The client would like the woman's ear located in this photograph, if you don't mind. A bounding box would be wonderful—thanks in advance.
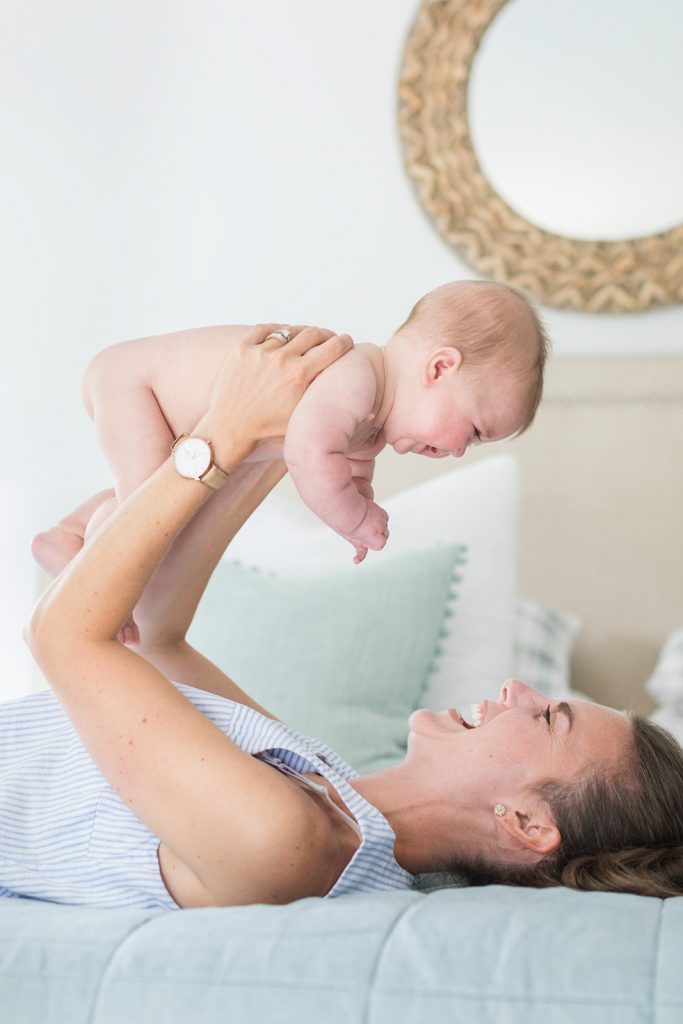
[426,346,463,383]
[497,807,561,857]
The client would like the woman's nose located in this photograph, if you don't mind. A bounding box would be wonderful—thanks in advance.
[499,678,534,705]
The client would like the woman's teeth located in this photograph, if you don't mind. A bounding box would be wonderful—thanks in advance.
[448,706,484,728]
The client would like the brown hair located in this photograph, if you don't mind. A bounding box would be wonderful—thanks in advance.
[399,280,552,434]
[447,716,683,898]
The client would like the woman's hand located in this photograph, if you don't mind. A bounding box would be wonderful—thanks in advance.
[194,324,353,466]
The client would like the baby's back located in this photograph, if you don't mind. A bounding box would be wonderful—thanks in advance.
[134,328,383,447]
[134,325,250,437]
[86,325,382,460]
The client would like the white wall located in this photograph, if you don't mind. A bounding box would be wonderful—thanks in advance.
[3,0,683,698]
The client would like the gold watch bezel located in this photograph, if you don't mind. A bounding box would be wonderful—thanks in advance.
[171,434,229,490]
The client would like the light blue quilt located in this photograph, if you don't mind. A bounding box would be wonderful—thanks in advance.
[2,886,682,1023]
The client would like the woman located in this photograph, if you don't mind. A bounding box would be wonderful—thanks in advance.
[8,325,683,909]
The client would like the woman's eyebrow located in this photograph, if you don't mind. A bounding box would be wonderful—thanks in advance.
[557,701,574,731]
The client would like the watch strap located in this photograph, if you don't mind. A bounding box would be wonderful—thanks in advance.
[199,462,230,491]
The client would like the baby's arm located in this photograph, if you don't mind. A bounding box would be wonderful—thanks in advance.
[347,451,376,501]
[284,350,388,560]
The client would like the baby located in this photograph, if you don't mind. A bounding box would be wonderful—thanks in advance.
[33,279,548,595]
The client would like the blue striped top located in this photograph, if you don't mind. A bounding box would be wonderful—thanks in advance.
[0,683,415,909]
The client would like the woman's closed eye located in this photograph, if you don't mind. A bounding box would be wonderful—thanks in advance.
[539,700,575,735]
[532,699,554,729]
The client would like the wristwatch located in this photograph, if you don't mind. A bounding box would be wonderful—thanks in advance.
[171,434,229,490]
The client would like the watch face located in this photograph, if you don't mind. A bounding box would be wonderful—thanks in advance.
[173,436,211,479]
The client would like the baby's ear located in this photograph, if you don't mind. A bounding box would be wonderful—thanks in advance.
[428,346,463,382]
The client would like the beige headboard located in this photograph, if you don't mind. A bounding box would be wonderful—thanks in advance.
[373,356,683,714]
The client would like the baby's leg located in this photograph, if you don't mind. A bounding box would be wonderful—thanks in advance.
[32,371,173,581]
[86,375,176,502]
[31,489,115,578]
[84,376,178,643]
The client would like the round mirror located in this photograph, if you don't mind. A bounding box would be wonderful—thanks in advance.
[398,0,683,313]
[468,0,683,241]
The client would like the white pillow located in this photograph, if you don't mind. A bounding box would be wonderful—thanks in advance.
[227,454,519,710]
[512,598,581,698]
[646,627,683,713]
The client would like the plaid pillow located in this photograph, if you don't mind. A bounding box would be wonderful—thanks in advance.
[512,598,581,698]
[646,627,683,712]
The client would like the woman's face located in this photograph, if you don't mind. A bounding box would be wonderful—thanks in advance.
[407,680,633,834]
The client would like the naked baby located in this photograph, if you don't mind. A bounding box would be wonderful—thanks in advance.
[33,280,548,632]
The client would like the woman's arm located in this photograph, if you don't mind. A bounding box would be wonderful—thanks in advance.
[129,331,334,711]
[132,458,288,715]
[26,324,353,905]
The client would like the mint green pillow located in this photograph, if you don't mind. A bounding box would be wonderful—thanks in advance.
[188,546,466,774]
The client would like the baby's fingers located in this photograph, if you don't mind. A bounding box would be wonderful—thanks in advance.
[353,545,368,565]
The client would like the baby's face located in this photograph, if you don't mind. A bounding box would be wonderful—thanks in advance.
[385,362,530,459]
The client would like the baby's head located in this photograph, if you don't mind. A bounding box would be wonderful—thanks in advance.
[383,280,550,458]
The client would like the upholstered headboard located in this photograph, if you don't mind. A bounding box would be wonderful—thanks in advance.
[374,356,683,713]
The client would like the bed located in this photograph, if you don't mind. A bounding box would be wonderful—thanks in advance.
[2,354,683,1023]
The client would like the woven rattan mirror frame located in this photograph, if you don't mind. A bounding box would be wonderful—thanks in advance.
[398,0,683,313]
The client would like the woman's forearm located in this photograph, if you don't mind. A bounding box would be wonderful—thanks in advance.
[133,459,287,646]
[134,638,278,716]
[28,435,252,653]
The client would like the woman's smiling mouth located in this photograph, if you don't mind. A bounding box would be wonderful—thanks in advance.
[448,702,488,729]
[448,708,475,729]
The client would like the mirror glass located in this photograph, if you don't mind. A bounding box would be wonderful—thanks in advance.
[468,0,683,240]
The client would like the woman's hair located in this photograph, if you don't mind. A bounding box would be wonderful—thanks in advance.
[449,716,683,898]
[398,280,551,435]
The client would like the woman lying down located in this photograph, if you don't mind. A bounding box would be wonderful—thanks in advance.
[6,325,683,909]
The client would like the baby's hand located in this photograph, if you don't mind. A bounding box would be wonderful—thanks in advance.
[118,615,140,646]
[343,500,389,564]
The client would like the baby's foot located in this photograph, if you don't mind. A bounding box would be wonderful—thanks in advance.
[32,489,115,580]
[31,526,84,578]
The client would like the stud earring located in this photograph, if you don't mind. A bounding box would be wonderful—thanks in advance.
[493,804,507,817]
